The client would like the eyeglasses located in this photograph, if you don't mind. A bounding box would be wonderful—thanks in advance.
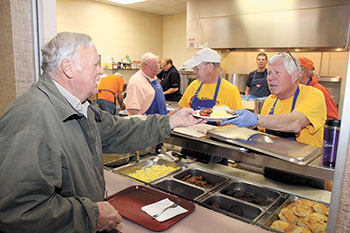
[161,63,170,69]
[193,63,207,71]
[286,51,299,68]
[144,63,159,71]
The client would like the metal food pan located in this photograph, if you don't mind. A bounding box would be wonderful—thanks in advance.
[201,194,263,222]
[113,156,184,183]
[258,195,329,228]
[219,181,281,208]
[152,179,206,201]
[173,168,229,191]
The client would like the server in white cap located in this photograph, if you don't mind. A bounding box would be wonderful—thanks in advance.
[179,48,242,111]
[178,48,242,165]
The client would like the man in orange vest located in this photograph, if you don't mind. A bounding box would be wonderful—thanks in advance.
[97,73,125,115]
[298,57,339,120]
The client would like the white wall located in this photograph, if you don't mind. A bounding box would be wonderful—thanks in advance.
[57,0,163,75]
[162,13,197,69]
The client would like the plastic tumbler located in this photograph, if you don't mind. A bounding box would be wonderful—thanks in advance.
[323,119,341,167]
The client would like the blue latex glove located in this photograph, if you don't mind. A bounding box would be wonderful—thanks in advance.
[220,108,258,127]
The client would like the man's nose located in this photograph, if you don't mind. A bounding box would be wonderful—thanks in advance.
[97,65,104,75]
[267,73,274,81]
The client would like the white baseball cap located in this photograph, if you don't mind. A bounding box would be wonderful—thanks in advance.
[183,47,221,68]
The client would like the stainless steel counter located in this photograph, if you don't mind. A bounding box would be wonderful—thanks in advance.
[188,161,331,204]
[104,169,271,233]
[165,131,334,181]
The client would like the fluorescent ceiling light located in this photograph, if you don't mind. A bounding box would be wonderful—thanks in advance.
[109,0,146,4]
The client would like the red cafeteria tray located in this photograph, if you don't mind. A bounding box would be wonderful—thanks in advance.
[108,185,195,231]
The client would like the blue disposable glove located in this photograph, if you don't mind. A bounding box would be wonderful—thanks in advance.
[220,109,258,127]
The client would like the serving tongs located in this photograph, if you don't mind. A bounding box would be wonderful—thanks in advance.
[143,157,160,169]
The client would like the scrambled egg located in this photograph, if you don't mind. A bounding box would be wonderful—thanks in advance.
[128,164,177,182]
[210,109,232,117]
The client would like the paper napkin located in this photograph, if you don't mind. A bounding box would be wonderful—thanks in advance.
[141,198,188,222]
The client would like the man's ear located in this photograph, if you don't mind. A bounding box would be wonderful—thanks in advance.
[61,59,74,78]
[207,62,214,71]
[291,72,299,83]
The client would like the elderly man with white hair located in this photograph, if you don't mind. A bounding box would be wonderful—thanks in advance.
[0,32,203,233]
[126,52,167,115]
[222,52,326,147]
[222,52,328,189]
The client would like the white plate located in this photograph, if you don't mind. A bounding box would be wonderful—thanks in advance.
[192,110,238,121]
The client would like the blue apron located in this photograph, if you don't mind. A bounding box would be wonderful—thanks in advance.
[145,79,167,115]
[265,86,300,140]
[306,78,312,86]
[190,77,222,110]
[263,86,324,189]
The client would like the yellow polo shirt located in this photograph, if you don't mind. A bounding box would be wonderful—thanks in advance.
[179,78,243,111]
[260,84,326,148]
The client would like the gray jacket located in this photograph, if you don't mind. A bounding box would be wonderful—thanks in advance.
[0,73,172,233]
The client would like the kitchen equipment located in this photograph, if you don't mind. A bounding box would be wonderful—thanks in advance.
[258,195,329,231]
[318,76,342,109]
[179,70,196,94]
[173,168,228,190]
[323,119,341,167]
[231,182,246,198]
[197,178,286,224]
[153,179,205,200]
[220,181,280,207]
[225,73,248,94]
[187,0,350,50]
[201,195,263,222]
[254,100,264,114]
[114,156,184,183]
[206,125,322,165]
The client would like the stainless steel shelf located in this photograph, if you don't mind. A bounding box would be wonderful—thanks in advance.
[318,76,341,83]
[164,132,334,181]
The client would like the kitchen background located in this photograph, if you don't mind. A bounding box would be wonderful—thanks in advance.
[1,1,350,232]
[57,0,349,115]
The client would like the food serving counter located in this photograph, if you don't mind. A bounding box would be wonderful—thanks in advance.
[166,124,334,181]
[104,119,332,232]
[105,153,331,233]
[104,169,271,233]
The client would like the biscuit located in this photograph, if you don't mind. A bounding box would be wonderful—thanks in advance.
[284,225,312,233]
[298,226,312,233]
[271,220,291,231]
[312,203,329,217]
[287,203,297,210]
[279,208,299,225]
[297,217,308,228]
[296,198,316,208]
[304,212,327,233]
[293,204,313,217]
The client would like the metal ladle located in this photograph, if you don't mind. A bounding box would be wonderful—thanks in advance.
[232,182,246,198]
[248,133,274,143]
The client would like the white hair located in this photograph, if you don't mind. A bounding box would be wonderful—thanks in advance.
[141,52,159,64]
[41,32,93,76]
[269,52,301,81]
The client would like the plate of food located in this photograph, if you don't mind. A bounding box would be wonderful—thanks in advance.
[193,106,238,121]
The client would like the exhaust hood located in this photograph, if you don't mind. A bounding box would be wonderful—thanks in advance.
[186,0,350,51]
